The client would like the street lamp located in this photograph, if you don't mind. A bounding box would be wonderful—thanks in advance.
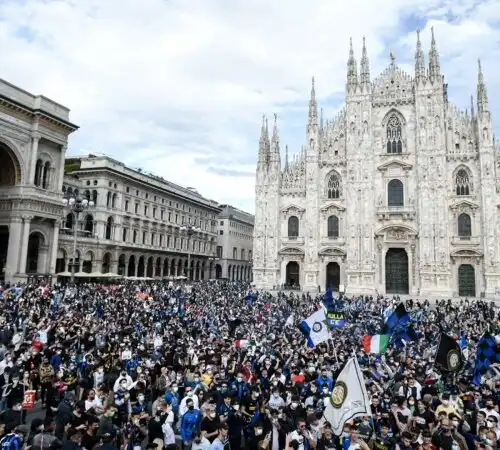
[180,224,201,281]
[62,192,95,283]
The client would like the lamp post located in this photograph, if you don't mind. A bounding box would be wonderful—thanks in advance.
[180,224,201,281]
[62,192,94,283]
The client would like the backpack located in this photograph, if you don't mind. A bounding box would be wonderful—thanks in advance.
[0,434,20,450]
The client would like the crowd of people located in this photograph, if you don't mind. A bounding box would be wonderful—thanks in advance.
[0,280,499,450]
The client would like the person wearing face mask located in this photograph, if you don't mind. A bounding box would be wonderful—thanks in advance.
[230,373,249,400]
[431,418,467,450]
[316,370,334,392]
[411,401,435,433]
[268,389,286,410]
[180,399,202,449]
[164,383,180,419]
[201,407,221,443]
[247,421,270,450]
[480,399,500,422]
[226,400,246,450]
[179,387,200,417]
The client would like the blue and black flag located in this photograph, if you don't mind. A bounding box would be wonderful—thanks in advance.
[435,333,464,373]
[473,332,500,385]
[382,303,410,334]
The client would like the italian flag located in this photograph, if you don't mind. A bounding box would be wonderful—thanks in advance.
[362,334,389,354]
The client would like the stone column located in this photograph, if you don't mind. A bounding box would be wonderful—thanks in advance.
[57,144,67,191]
[29,134,41,184]
[5,217,23,282]
[18,216,33,275]
[49,221,60,275]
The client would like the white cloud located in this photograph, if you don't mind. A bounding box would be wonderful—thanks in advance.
[1,0,499,213]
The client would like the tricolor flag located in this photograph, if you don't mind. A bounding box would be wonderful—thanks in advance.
[324,357,372,436]
[362,334,389,354]
[299,309,330,348]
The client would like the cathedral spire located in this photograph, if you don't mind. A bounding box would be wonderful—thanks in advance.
[270,113,281,163]
[477,59,489,114]
[470,94,475,120]
[347,37,358,91]
[428,26,441,83]
[258,114,266,163]
[415,29,426,83]
[319,107,324,135]
[284,144,289,171]
[360,36,370,89]
[309,76,318,126]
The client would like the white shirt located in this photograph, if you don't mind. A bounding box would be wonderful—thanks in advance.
[267,394,286,410]
[85,397,103,411]
[162,411,176,445]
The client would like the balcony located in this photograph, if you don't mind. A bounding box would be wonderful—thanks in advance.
[451,236,481,246]
[376,205,416,221]
[282,236,305,245]
[320,236,346,246]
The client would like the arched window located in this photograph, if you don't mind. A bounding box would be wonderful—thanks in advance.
[84,214,94,233]
[388,179,404,207]
[74,188,79,197]
[327,215,339,238]
[112,193,117,208]
[34,159,43,186]
[458,213,472,237]
[326,172,341,199]
[105,217,113,240]
[106,192,112,208]
[386,115,403,154]
[456,169,470,195]
[83,190,91,200]
[92,190,98,204]
[42,162,50,189]
[288,216,299,237]
[65,213,74,230]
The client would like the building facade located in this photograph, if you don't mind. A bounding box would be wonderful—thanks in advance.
[58,155,220,280]
[0,79,78,284]
[253,31,500,298]
[215,204,254,280]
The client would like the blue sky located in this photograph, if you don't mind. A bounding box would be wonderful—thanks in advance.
[1,0,499,214]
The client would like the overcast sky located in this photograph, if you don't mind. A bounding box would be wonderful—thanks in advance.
[1,0,499,213]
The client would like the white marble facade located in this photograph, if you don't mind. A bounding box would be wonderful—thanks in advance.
[0,78,78,284]
[253,31,500,298]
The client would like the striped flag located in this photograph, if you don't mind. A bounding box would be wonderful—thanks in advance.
[362,334,389,354]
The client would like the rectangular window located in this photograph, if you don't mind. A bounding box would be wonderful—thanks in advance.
[151,233,155,245]
[122,228,127,242]
[153,207,157,218]
[174,237,177,248]
[161,210,164,220]
[168,212,172,222]
[142,231,147,244]
[133,230,137,243]
[135,203,139,214]
[144,205,148,216]
[219,230,223,235]
[217,246,223,258]
[233,247,237,259]
[220,221,224,226]
[167,235,171,247]
[125,200,129,212]
[159,235,164,246]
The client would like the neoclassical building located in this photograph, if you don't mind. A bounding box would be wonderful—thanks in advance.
[58,155,220,280]
[215,204,254,281]
[253,31,500,298]
[0,78,78,283]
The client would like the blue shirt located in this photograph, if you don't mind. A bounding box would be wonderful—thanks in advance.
[181,409,202,441]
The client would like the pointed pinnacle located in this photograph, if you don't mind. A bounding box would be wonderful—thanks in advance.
[431,26,436,47]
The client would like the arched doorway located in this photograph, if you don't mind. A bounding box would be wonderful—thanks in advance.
[155,257,162,277]
[146,256,153,277]
[26,232,44,274]
[458,264,476,297]
[118,254,126,276]
[0,142,21,186]
[55,248,66,273]
[286,261,300,287]
[385,248,409,294]
[137,256,145,277]
[127,255,136,277]
[326,262,340,291]
[102,252,111,273]
[82,251,93,273]
[170,259,176,276]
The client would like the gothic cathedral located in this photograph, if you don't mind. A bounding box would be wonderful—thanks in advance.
[253,29,500,298]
